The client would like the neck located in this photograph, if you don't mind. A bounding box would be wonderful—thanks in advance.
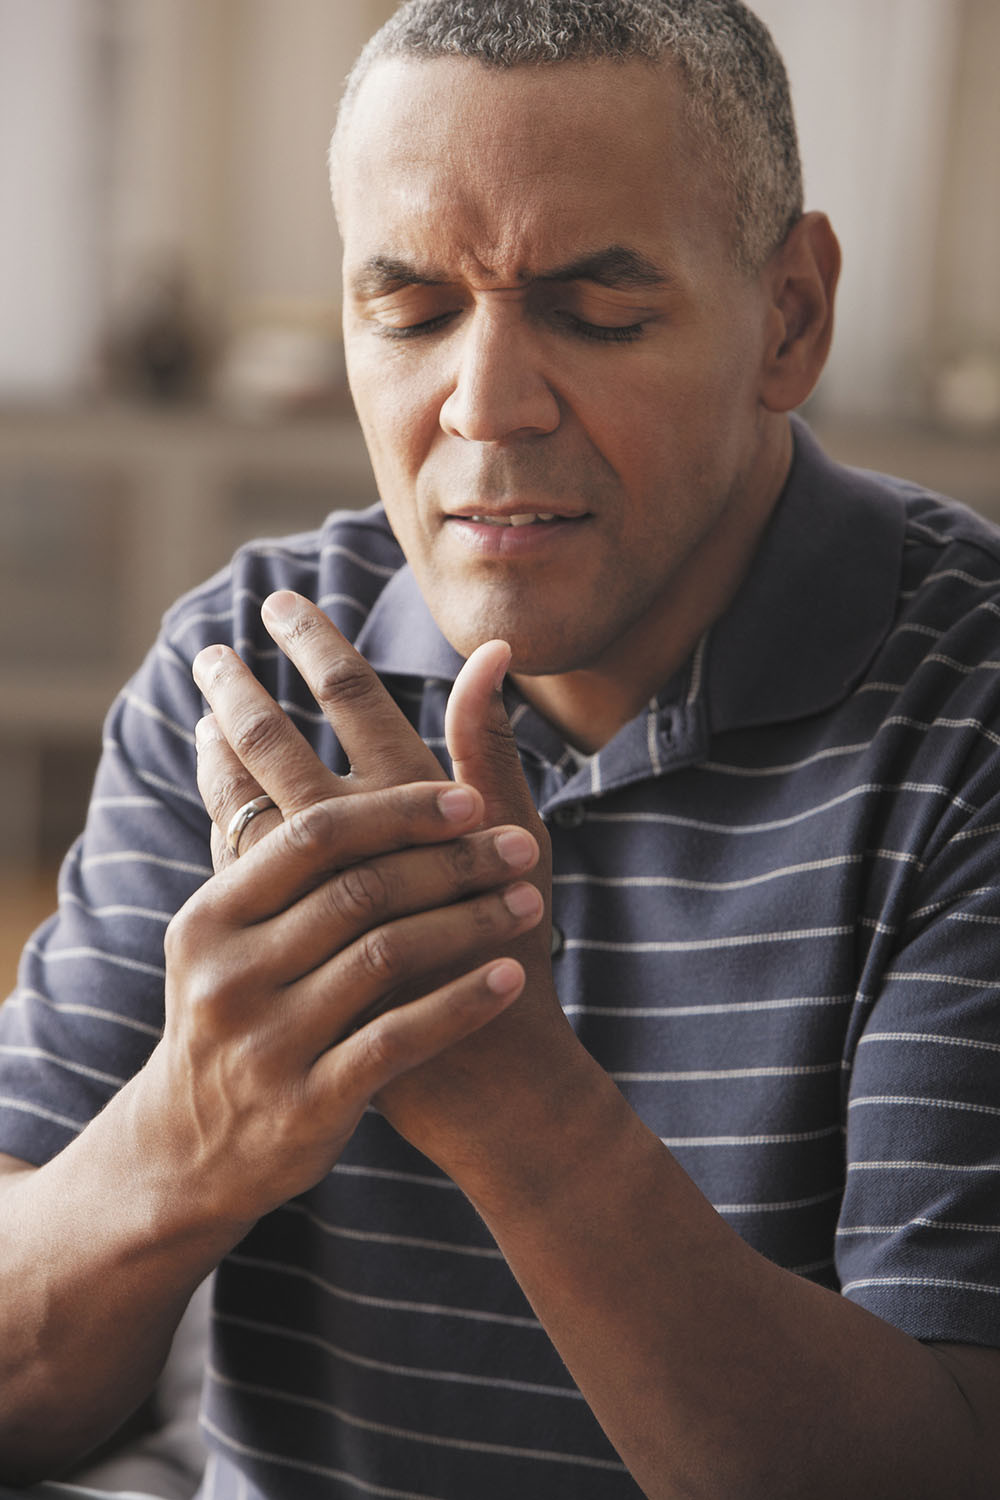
[512,419,793,752]
[511,662,675,755]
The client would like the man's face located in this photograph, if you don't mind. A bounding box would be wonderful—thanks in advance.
[337,55,781,680]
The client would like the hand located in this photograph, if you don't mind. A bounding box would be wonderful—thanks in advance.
[139,596,553,1224]
[190,590,587,1185]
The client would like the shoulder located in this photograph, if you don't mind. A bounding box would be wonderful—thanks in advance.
[898,485,1000,595]
[807,436,1000,669]
[887,486,1000,666]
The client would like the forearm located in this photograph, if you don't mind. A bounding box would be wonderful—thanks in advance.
[446,1054,985,1500]
[0,1064,243,1484]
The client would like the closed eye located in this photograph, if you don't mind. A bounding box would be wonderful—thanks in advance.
[373,311,458,341]
[369,306,648,344]
[557,312,647,344]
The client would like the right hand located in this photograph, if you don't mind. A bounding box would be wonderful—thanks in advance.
[139,772,543,1231]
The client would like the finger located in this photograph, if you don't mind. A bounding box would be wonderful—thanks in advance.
[445,640,539,831]
[192,643,338,817]
[309,958,525,1123]
[206,780,486,926]
[263,822,539,983]
[294,880,544,1056]
[260,591,444,789]
[195,714,283,870]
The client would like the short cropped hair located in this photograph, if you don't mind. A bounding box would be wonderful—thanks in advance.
[331,0,803,275]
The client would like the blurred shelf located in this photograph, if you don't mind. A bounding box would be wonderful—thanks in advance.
[0,865,59,999]
[0,399,378,867]
[0,400,997,867]
[811,415,1000,521]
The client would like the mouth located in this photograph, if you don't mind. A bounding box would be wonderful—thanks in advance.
[464,511,558,527]
[447,504,588,527]
[442,507,589,557]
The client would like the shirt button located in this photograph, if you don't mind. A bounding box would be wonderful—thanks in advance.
[552,802,586,828]
[550,924,565,958]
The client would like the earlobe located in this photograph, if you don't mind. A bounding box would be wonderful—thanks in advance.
[760,212,841,413]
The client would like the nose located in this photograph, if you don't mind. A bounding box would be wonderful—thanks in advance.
[439,304,560,441]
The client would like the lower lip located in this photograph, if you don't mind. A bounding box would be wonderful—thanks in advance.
[445,515,587,557]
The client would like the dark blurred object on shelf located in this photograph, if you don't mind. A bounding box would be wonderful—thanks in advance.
[103,260,215,404]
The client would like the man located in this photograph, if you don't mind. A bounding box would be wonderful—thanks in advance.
[2,1,1000,1496]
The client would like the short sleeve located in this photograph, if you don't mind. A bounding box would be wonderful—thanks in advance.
[838,743,1000,1347]
[0,617,214,1162]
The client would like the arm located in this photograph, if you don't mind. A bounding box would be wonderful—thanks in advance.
[196,590,1000,1500]
[0,762,542,1483]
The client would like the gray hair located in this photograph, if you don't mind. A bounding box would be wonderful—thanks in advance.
[331,0,803,275]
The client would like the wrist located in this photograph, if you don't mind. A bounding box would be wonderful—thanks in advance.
[427,1018,640,1221]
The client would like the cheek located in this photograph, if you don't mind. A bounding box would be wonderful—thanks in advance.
[348,350,442,485]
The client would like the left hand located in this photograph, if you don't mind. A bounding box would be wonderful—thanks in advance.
[195,591,582,1176]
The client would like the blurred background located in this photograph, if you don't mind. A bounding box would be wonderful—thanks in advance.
[1,0,998,987]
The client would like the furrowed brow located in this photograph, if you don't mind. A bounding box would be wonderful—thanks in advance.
[350,246,673,298]
[540,246,673,291]
[351,256,446,298]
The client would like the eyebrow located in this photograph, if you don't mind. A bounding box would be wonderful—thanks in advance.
[350,257,446,298]
[350,245,673,298]
[541,247,673,290]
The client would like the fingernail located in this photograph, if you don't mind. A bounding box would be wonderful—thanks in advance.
[261,591,299,626]
[485,960,523,997]
[192,644,228,688]
[493,642,512,693]
[503,882,542,919]
[495,829,535,870]
[194,715,221,748]
[438,786,477,823]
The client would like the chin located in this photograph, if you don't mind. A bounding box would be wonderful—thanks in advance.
[455,626,593,679]
[433,590,610,678]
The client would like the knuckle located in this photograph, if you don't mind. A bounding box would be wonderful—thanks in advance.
[211,770,256,818]
[355,925,399,985]
[228,706,286,764]
[332,863,391,926]
[443,835,478,884]
[354,1014,403,1077]
[312,654,379,710]
[284,801,335,858]
[163,910,187,965]
[472,893,502,937]
[389,782,441,831]
[164,898,205,964]
[485,715,519,762]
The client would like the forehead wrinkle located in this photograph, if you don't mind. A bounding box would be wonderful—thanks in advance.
[350,244,674,299]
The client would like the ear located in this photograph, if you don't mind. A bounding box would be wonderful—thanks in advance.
[759,212,841,413]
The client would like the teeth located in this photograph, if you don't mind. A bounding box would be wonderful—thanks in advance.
[468,512,558,526]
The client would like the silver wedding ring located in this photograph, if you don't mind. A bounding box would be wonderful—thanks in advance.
[225,794,277,857]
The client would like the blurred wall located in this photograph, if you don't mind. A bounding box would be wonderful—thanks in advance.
[0,0,105,396]
[1,0,997,422]
[0,0,998,887]
[756,0,1000,422]
[103,0,397,327]
[756,0,963,418]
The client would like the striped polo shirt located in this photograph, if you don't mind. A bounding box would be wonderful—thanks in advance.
[3,418,1000,1499]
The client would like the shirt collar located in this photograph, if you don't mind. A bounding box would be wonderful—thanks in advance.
[702,415,905,733]
[355,563,464,680]
[355,416,906,740]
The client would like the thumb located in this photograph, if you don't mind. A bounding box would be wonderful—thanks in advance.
[445,641,533,828]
